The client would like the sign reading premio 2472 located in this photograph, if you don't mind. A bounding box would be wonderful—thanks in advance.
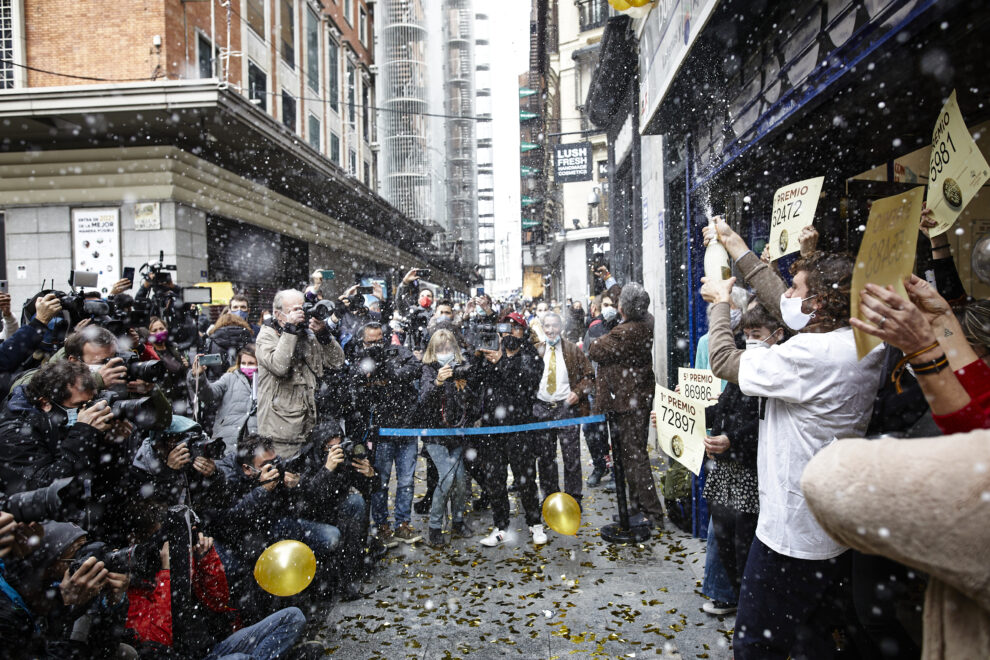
[554,142,593,183]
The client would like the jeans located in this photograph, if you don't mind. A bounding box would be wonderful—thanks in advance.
[734,537,850,660]
[703,515,743,603]
[371,439,418,527]
[710,504,759,599]
[205,606,305,660]
[424,443,466,530]
[273,518,341,556]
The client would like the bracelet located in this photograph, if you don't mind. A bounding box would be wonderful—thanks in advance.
[891,350,949,393]
[910,354,950,373]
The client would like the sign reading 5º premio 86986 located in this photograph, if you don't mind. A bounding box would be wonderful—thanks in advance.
[927,90,990,237]
[654,385,706,476]
[553,142,593,183]
[767,176,825,261]
[677,367,719,406]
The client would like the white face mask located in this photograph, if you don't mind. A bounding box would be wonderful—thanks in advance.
[601,306,618,321]
[436,352,455,366]
[779,293,816,331]
[745,339,764,350]
[87,363,102,373]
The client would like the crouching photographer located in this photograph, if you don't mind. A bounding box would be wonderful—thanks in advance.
[285,418,379,601]
[347,322,422,546]
[0,521,136,659]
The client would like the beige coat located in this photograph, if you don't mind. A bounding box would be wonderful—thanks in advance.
[802,432,990,660]
[255,325,344,454]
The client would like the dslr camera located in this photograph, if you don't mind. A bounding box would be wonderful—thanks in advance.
[87,389,171,431]
[70,541,160,583]
[338,438,370,461]
[116,352,166,383]
[303,297,337,322]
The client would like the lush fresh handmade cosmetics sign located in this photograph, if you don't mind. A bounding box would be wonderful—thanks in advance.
[553,142,593,183]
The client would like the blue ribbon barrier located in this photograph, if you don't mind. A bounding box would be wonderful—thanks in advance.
[378,414,607,437]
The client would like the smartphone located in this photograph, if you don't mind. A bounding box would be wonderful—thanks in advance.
[122,267,135,283]
[320,269,335,281]
[198,354,223,366]
[416,268,431,280]
[357,285,374,295]
[0,280,8,294]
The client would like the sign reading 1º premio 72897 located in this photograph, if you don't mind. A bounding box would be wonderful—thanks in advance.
[554,142,593,183]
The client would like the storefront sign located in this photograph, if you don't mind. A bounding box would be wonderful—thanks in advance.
[927,90,990,237]
[767,176,825,261]
[638,0,721,132]
[677,367,719,406]
[71,207,120,293]
[851,187,924,359]
[134,202,161,231]
[654,384,706,475]
[553,142,593,183]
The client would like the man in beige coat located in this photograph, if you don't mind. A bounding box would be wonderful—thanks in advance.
[256,288,344,457]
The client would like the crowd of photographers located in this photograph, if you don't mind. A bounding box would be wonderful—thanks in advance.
[0,258,653,658]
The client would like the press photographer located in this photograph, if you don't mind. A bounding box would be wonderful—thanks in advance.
[256,289,345,458]
[347,322,422,546]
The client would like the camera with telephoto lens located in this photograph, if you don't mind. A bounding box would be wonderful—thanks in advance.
[2,477,85,523]
[338,438,369,461]
[69,541,160,582]
[303,298,337,322]
[173,430,226,462]
[475,323,504,352]
[87,390,171,430]
[116,352,166,383]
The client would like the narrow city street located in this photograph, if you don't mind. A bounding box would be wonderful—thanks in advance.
[314,449,734,659]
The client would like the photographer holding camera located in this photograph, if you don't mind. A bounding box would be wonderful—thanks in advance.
[256,289,344,458]
[347,322,422,547]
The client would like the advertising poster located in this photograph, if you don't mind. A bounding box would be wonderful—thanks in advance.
[72,207,120,293]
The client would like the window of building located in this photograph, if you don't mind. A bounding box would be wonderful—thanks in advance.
[280,0,295,67]
[305,7,319,92]
[246,0,266,37]
[330,132,341,164]
[576,0,609,32]
[327,38,339,112]
[361,81,370,139]
[197,33,215,79]
[282,90,297,132]
[343,0,352,25]
[363,161,370,186]
[248,61,268,111]
[0,0,18,89]
[308,114,321,151]
[349,149,357,176]
[359,7,367,46]
[346,60,356,127]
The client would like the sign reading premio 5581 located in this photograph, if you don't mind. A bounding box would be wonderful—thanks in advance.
[553,142,593,183]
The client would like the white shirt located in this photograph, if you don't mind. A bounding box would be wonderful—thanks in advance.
[538,341,571,403]
[738,327,883,560]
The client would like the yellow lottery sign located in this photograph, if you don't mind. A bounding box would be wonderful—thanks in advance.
[654,385,706,476]
[677,367,719,406]
[768,176,825,260]
[927,90,990,237]
[851,187,924,359]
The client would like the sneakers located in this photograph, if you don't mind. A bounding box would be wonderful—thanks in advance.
[702,600,737,615]
[376,524,399,549]
[394,522,423,544]
[479,528,505,547]
[530,524,548,545]
[427,527,446,548]
[452,520,474,538]
[587,466,608,487]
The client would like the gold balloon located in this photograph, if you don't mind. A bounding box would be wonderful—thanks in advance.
[542,492,581,536]
[608,0,631,11]
[627,0,653,6]
[254,540,317,597]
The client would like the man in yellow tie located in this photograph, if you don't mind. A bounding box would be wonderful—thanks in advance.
[533,312,595,507]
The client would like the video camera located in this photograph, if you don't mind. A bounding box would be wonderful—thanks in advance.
[70,540,160,583]
[3,477,85,523]
[475,322,512,352]
[87,389,172,431]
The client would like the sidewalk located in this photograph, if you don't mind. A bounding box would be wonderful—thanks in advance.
[314,446,735,659]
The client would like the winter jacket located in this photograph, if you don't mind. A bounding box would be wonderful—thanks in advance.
[255,323,344,442]
[418,362,480,447]
[131,438,230,514]
[0,386,106,494]
[0,318,47,374]
[202,325,255,380]
[125,548,235,648]
[587,285,656,415]
[214,454,287,553]
[473,343,543,426]
[285,438,379,523]
[348,343,422,430]
[188,369,255,455]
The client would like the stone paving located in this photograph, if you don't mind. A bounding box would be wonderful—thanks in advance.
[312,447,736,659]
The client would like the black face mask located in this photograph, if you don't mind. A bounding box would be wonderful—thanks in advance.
[501,335,523,351]
[362,342,385,358]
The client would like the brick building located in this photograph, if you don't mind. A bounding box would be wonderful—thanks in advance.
[0,0,473,310]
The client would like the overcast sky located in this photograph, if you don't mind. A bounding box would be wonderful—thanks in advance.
[488,2,531,295]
